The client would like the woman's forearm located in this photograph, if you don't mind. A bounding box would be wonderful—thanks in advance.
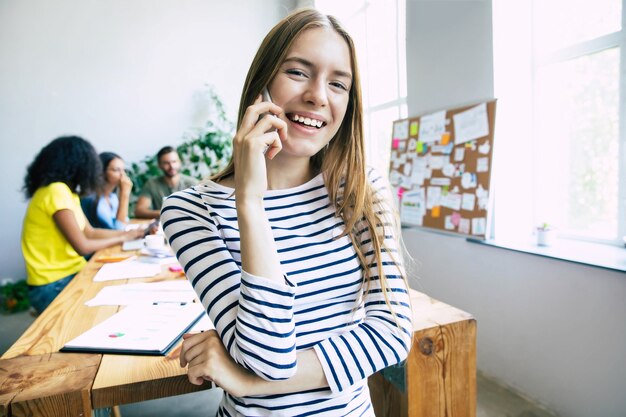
[243,349,328,397]
[236,199,284,283]
[116,192,130,223]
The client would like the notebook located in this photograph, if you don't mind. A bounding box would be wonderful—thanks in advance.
[60,303,207,355]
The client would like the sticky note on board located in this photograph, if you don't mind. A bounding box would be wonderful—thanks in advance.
[441,132,451,145]
[410,121,419,136]
[392,138,400,149]
[417,141,425,153]
[431,206,441,218]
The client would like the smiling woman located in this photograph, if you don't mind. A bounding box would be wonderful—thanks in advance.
[160,8,412,416]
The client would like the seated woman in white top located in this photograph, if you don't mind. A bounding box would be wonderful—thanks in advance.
[81,152,132,230]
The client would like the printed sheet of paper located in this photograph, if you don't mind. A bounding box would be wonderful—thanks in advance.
[418,110,446,143]
[453,102,489,144]
[93,260,161,282]
[400,189,426,226]
[393,120,409,140]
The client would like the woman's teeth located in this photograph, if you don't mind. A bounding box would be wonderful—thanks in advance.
[291,114,324,128]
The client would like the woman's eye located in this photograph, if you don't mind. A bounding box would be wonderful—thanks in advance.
[286,69,307,78]
[330,81,348,91]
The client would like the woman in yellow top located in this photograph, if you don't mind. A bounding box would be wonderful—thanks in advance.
[21,136,144,314]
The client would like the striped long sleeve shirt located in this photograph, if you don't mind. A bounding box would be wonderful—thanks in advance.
[161,168,413,417]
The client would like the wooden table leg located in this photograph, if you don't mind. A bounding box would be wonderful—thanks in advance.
[369,318,476,417]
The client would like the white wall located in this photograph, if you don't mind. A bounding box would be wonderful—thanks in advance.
[405,1,626,417]
[0,0,296,281]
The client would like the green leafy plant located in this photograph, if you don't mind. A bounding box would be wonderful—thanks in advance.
[127,85,234,212]
[0,280,29,314]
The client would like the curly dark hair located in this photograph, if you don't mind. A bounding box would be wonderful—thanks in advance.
[23,136,102,198]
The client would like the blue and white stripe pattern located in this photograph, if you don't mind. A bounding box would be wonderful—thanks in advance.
[161,167,412,416]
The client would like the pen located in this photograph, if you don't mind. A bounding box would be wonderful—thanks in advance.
[153,301,187,305]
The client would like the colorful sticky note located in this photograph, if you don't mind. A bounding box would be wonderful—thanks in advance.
[417,141,425,153]
[392,138,400,149]
[442,185,449,196]
[431,206,441,218]
[410,121,419,136]
[441,132,451,145]
[451,211,461,226]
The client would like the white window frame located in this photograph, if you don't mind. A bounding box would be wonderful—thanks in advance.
[493,0,626,246]
[531,1,626,245]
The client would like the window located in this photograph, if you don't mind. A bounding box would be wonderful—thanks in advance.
[492,0,624,245]
[315,0,407,175]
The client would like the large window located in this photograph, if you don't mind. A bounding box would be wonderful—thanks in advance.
[493,0,624,245]
[315,0,407,174]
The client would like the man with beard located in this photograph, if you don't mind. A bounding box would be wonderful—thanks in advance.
[134,146,197,219]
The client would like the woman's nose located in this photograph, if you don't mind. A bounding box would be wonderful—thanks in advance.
[303,81,328,107]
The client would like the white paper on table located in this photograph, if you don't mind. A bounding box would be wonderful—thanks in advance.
[93,260,161,282]
[122,239,144,251]
[61,303,205,355]
[418,110,446,143]
[85,280,196,306]
[453,102,489,145]
[188,311,215,333]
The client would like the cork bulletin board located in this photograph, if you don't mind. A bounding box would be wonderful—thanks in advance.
[388,100,497,238]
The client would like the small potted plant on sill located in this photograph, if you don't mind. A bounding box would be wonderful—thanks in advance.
[536,223,555,246]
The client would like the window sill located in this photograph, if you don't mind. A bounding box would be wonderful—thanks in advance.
[466,236,626,273]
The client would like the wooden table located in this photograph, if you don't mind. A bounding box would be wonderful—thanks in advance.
[368,290,476,417]
[1,244,476,417]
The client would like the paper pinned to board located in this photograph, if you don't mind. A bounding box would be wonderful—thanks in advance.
[400,189,426,226]
[418,110,446,143]
[93,260,161,282]
[453,102,489,145]
[393,120,409,140]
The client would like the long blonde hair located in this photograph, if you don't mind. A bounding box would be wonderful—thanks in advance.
[213,8,404,313]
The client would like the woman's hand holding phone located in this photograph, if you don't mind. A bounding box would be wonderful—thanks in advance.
[232,90,286,199]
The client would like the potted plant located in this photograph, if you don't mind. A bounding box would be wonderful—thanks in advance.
[127,85,234,213]
[0,280,29,314]
[536,223,555,246]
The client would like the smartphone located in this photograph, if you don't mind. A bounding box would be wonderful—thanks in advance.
[262,87,272,104]
[260,87,273,121]
[260,87,275,154]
